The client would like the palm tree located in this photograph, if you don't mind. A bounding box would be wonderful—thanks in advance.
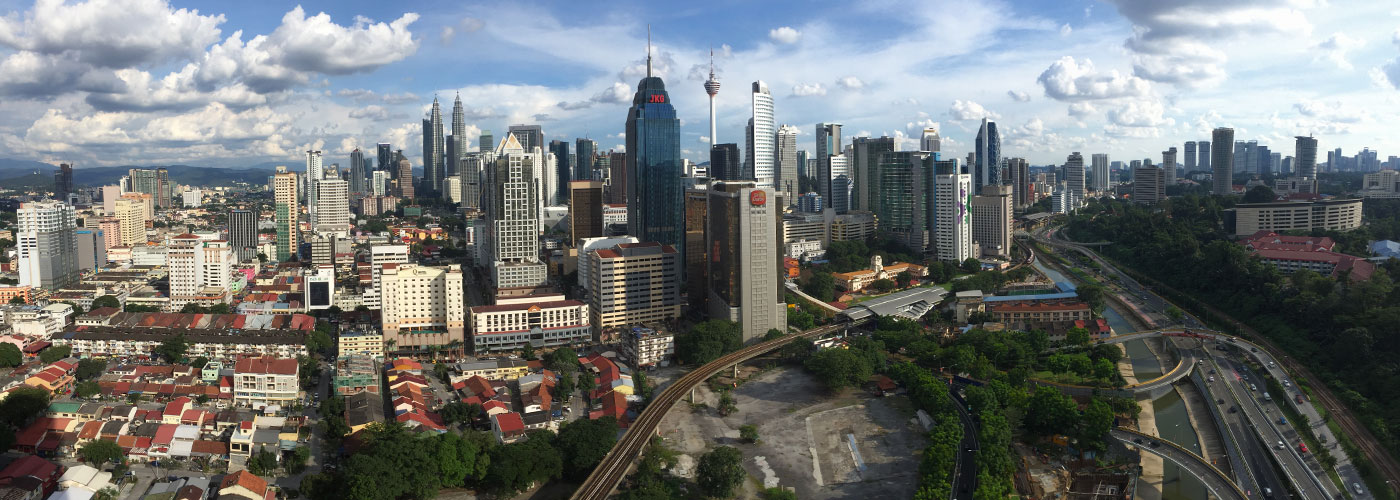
[384,339,397,357]
[446,340,463,358]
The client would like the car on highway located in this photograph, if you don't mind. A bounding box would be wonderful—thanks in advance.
[1283,379,1291,387]
[1355,483,1364,494]
[1134,438,1143,444]
[1216,398,1224,404]
[1150,441,1160,448]
[1298,443,1308,453]
[1276,441,1285,449]
[1251,347,1259,352]
[1229,406,1238,413]
[1250,384,1257,391]
[1278,417,1287,425]
[1208,376,1215,382]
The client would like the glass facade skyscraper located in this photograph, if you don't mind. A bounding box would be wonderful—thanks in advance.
[974,118,1001,194]
[626,68,683,275]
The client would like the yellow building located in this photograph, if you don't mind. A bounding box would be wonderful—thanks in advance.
[337,331,384,359]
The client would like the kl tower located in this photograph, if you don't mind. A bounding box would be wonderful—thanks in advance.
[704,48,720,146]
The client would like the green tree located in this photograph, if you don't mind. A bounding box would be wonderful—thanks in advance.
[247,446,279,476]
[521,342,537,361]
[1079,399,1115,451]
[435,432,489,488]
[7,296,22,304]
[545,347,581,374]
[154,334,189,363]
[804,348,872,391]
[555,417,619,481]
[896,270,915,288]
[675,320,743,365]
[762,328,785,341]
[961,257,982,273]
[74,381,101,398]
[1064,327,1091,347]
[440,402,483,428]
[1025,386,1078,436]
[287,445,311,474]
[1076,283,1105,313]
[697,446,745,499]
[786,308,815,330]
[1242,185,1277,203]
[90,295,121,309]
[79,439,124,467]
[0,344,21,367]
[485,431,563,496]
[76,358,106,380]
[342,422,447,500]
[740,424,759,444]
[870,278,897,293]
[39,344,71,363]
[190,356,209,369]
[761,487,797,500]
[306,330,333,355]
[801,271,836,302]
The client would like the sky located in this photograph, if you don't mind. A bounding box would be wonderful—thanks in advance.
[1,0,1399,169]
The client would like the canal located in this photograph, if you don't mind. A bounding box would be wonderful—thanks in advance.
[1033,254,1206,499]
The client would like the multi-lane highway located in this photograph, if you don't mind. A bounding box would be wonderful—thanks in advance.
[569,319,868,500]
[949,389,980,500]
[1194,343,1303,499]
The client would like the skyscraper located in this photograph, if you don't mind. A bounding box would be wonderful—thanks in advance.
[74,229,106,272]
[482,133,548,289]
[349,149,366,195]
[576,138,597,180]
[550,140,571,202]
[745,81,775,189]
[167,235,233,310]
[313,178,350,237]
[1162,147,1177,186]
[1133,164,1165,205]
[974,118,1001,194]
[507,125,544,153]
[710,144,741,181]
[1296,135,1318,178]
[876,151,933,252]
[569,181,604,245]
[114,198,146,247]
[830,154,851,213]
[128,168,171,208]
[934,160,973,263]
[1212,128,1235,195]
[1091,153,1110,192]
[776,125,799,205]
[625,40,684,269]
[704,48,720,146]
[815,123,841,208]
[1184,142,1197,172]
[971,185,1012,258]
[53,163,73,202]
[274,172,299,261]
[228,209,257,262]
[921,128,941,154]
[1065,152,1085,209]
[305,150,323,181]
[1198,140,1211,172]
[17,201,78,291]
[422,97,445,197]
[1008,158,1030,208]
[706,181,786,343]
[479,130,494,153]
[376,143,393,173]
[851,136,896,213]
[451,93,466,166]
[396,154,415,200]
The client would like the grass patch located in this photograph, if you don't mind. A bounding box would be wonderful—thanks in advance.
[1029,370,1117,388]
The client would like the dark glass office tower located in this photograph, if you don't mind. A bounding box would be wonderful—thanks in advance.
[709,143,741,181]
[349,149,366,195]
[550,140,571,202]
[625,54,683,274]
[974,118,1001,193]
[376,143,392,174]
[575,138,596,180]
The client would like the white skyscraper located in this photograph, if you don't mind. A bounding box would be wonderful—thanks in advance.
[1091,153,1110,192]
[366,244,409,309]
[166,235,233,311]
[745,81,776,189]
[706,182,786,343]
[305,150,323,181]
[483,133,549,289]
[17,201,78,291]
[921,128,941,153]
[934,162,973,263]
[312,178,350,237]
[371,170,390,197]
[829,154,851,213]
[1162,147,1178,187]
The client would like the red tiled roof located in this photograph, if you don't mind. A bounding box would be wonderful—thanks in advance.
[987,299,1091,313]
[234,357,298,375]
[220,470,268,496]
[493,412,524,433]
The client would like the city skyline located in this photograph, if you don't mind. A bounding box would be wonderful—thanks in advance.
[0,1,1396,170]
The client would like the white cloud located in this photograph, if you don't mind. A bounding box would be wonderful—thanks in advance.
[349,105,390,120]
[836,76,865,90]
[769,26,801,44]
[1037,56,1151,101]
[1007,90,1030,102]
[1059,23,1072,36]
[1315,33,1365,70]
[0,0,224,68]
[791,83,826,97]
[557,82,632,110]
[948,99,999,121]
[1107,100,1171,128]
[440,16,483,46]
[1104,0,1313,87]
[1068,102,1096,117]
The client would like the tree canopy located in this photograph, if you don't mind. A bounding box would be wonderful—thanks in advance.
[674,320,743,365]
[696,446,745,499]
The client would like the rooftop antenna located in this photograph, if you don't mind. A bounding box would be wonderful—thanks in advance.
[646,25,652,77]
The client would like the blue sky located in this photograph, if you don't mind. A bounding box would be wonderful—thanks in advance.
[0,0,1398,169]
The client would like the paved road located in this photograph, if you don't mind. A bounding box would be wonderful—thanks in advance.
[1194,349,1292,499]
[1112,428,1249,500]
[949,388,979,500]
[570,319,867,500]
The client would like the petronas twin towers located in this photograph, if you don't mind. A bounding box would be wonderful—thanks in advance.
[421,94,468,199]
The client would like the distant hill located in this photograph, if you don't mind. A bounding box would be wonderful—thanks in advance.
[0,162,279,189]
[0,171,53,191]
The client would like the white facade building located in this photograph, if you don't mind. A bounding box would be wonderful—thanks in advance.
[1091,153,1110,192]
[380,264,465,355]
[17,201,79,291]
[934,164,974,263]
[469,299,591,353]
[745,81,776,189]
[311,178,350,237]
[706,182,786,343]
[365,244,409,309]
[1065,152,1085,207]
[482,134,549,289]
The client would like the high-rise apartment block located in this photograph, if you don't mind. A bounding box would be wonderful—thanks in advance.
[707,182,786,343]
[228,210,256,262]
[1212,128,1235,196]
[365,244,409,309]
[1296,135,1318,178]
[274,172,299,261]
[17,201,79,291]
[586,242,682,332]
[114,197,147,247]
[570,181,605,245]
[74,229,106,272]
[1162,147,1177,186]
[1008,157,1030,208]
[776,125,799,205]
[971,185,1012,258]
[1198,140,1211,172]
[1133,165,1166,205]
[815,123,841,209]
[311,178,350,237]
[1065,152,1085,209]
[1184,142,1197,171]
[127,168,171,208]
[851,136,896,213]
[166,234,233,310]
[1090,154,1110,192]
[54,163,73,202]
[934,161,974,263]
